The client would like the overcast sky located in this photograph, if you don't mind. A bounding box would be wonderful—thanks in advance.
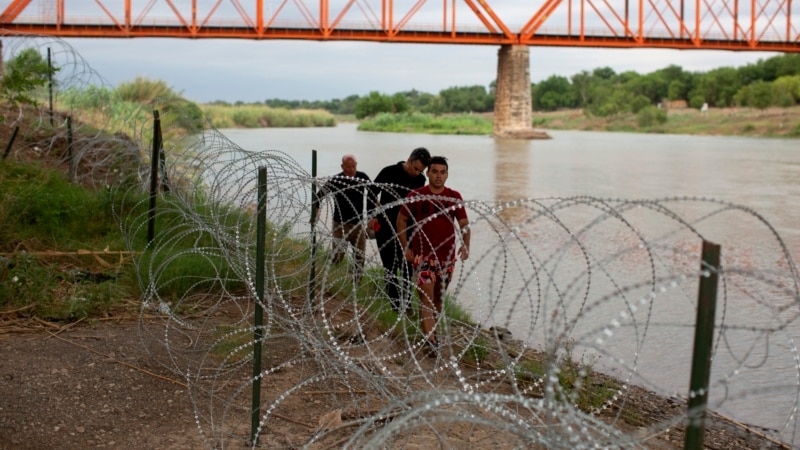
[54,37,777,104]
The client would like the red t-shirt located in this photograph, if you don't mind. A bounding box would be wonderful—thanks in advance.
[402,185,468,263]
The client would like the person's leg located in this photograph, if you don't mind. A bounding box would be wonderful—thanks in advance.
[398,255,414,315]
[414,260,438,344]
[330,221,345,264]
[418,280,437,343]
[346,223,366,286]
[430,276,446,343]
[376,230,403,312]
[429,261,454,344]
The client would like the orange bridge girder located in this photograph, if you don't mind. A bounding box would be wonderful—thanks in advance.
[0,0,798,52]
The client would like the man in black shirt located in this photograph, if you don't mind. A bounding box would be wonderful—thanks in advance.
[368,147,431,313]
[316,154,373,286]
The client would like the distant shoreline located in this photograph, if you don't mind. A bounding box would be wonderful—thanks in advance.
[211,105,800,139]
[347,106,800,138]
[528,106,800,139]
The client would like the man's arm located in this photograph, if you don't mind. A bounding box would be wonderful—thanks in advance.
[367,168,387,230]
[397,209,413,262]
[458,218,470,260]
[360,172,378,220]
[367,182,380,230]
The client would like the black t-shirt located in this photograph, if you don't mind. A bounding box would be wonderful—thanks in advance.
[372,162,426,227]
[318,171,372,224]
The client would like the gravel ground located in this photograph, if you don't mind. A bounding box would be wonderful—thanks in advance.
[0,317,791,450]
[0,320,203,450]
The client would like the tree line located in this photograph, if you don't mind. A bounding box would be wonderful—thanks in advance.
[6,47,796,122]
[207,53,800,119]
[207,85,496,119]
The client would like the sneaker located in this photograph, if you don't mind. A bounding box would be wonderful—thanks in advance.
[424,339,439,357]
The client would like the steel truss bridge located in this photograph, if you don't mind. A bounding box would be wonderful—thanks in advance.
[0,0,798,52]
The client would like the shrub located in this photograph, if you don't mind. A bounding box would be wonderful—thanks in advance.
[0,48,59,109]
[637,106,667,128]
[0,162,122,249]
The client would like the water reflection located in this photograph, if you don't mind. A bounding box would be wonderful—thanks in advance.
[493,139,531,203]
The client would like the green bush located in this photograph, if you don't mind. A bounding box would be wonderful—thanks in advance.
[201,104,335,128]
[637,106,668,128]
[0,48,59,109]
[0,162,120,248]
[630,94,652,113]
[116,76,180,103]
[358,112,492,135]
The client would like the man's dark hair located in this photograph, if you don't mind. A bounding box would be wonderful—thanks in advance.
[428,156,448,169]
[409,147,431,166]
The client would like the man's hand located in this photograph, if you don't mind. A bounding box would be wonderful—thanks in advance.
[405,248,415,263]
[459,246,469,260]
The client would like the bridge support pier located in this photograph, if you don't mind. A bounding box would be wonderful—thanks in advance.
[493,45,549,139]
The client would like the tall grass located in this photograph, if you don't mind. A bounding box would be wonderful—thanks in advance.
[0,161,122,249]
[0,161,136,319]
[0,158,256,319]
[116,77,180,104]
[57,77,206,153]
[201,104,336,128]
[357,112,493,135]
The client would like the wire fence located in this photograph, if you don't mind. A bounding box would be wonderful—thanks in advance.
[124,123,800,448]
[4,32,800,449]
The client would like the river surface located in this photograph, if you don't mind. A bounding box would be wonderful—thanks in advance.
[218,123,800,438]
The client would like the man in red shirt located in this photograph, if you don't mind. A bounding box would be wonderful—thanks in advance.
[396,156,470,353]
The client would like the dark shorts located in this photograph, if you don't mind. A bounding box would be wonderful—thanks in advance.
[413,255,455,287]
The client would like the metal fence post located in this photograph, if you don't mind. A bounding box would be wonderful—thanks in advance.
[309,150,318,306]
[67,116,74,182]
[147,110,161,246]
[2,126,18,160]
[251,166,267,446]
[684,240,721,450]
[47,47,53,126]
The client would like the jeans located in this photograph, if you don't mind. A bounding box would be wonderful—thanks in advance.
[331,221,366,285]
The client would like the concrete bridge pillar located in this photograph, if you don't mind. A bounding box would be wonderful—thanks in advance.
[493,45,548,139]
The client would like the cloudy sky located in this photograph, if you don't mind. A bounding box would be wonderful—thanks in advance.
[55,37,778,104]
[2,1,781,104]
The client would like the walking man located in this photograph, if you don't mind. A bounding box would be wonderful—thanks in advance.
[396,156,470,351]
[368,147,431,313]
[315,154,373,286]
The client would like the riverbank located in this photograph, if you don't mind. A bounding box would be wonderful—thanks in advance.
[344,105,800,138]
[533,105,800,138]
